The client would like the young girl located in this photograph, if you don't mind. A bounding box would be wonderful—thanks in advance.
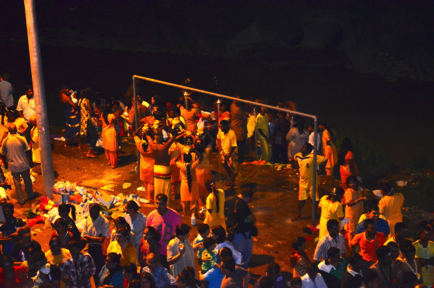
[138,226,161,269]
[318,187,344,239]
[342,176,365,248]
[290,237,310,277]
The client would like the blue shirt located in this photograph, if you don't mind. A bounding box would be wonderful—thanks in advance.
[355,218,390,238]
[142,265,176,288]
[203,267,224,288]
[108,269,124,287]
[0,80,14,107]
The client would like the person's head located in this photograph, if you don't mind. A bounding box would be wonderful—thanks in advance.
[400,239,416,260]
[25,87,34,98]
[197,223,210,238]
[318,121,327,131]
[219,247,233,258]
[386,241,400,260]
[347,253,364,271]
[7,123,17,134]
[19,227,32,246]
[241,188,254,203]
[327,247,341,267]
[49,237,62,255]
[205,180,216,192]
[346,175,360,189]
[129,279,142,288]
[395,222,408,240]
[210,225,226,244]
[2,202,14,221]
[367,206,380,221]
[168,106,180,118]
[364,270,380,288]
[54,217,67,235]
[123,263,138,281]
[0,73,10,81]
[403,272,418,287]
[327,187,344,202]
[155,194,168,214]
[380,183,395,197]
[289,277,302,288]
[116,227,130,244]
[67,240,83,259]
[219,120,229,134]
[326,219,340,238]
[338,138,352,165]
[106,253,121,269]
[114,217,131,231]
[220,256,236,275]
[175,223,191,240]
[29,115,37,126]
[176,272,189,288]
[140,271,157,288]
[300,143,313,156]
[177,267,197,288]
[376,246,393,265]
[307,262,319,280]
[203,237,216,252]
[266,262,281,282]
[259,276,275,288]
[1,255,14,273]
[58,203,75,221]
[364,219,377,236]
[124,200,140,215]
[89,203,100,221]
[292,236,306,252]
[418,224,433,243]
[145,253,159,270]
[143,226,161,242]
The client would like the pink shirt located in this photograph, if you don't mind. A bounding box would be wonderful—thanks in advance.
[146,208,182,255]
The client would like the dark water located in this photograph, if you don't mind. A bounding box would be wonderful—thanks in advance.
[2,42,433,163]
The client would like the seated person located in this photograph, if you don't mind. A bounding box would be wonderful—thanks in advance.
[254,262,288,288]
[11,227,42,262]
[0,202,27,255]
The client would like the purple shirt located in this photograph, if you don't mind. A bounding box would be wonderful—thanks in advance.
[146,208,182,255]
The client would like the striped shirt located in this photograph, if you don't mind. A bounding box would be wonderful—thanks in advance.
[313,234,346,262]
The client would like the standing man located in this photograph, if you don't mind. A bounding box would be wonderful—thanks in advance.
[0,73,14,109]
[146,194,182,270]
[292,143,327,221]
[230,97,247,164]
[313,219,346,262]
[216,120,237,188]
[255,105,271,162]
[1,124,38,205]
[16,87,35,122]
[226,188,256,269]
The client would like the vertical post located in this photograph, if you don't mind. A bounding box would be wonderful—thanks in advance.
[24,0,54,197]
[184,92,189,111]
[312,116,318,226]
[216,99,221,126]
[253,107,257,160]
[133,77,140,169]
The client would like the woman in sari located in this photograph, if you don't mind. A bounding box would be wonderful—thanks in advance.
[338,138,359,189]
[101,103,118,168]
[194,134,213,208]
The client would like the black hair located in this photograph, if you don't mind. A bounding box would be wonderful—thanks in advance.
[395,222,407,234]
[58,204,76,221]
[326,219,339,231]
[307,262,319,274]
[381,183,394,196]
[203,237,216,249]
[220,119,229,127]
[181,266,200,287]
[326,187,344,202]
[156,193,168,203]
[114,217,131,232]
[211,225,226,244]
[267,262,281,275]
[319,120,334,139]
[116,227,131,242]
[140,272,157,288]
[386,241,399,252]
[183,152,193,191]
[32,251,47,263]
[206,180,220,213]
[175,223,191,237]
[90,203,100,212]
[292,236,306,250]
[126,200,140,212]
[367,205,379,213]
[221,256,236,273]
[67,240,83,251]
[54,217,67,227]
[102,103,113,124]
[153,109,165,121]
[346,175,359,188]
[327,247,340,259]
[107,252,122,265]
[338,138,352,165]
[49,236,61,247]
[302,143,314,154]
[3,202,14,212]
[145,226,161,242]
[123,263,138,276]
[242,188,254,199]
[290,277,302,287]
[364,219,376,230]
[219,247,233,258]
[347,253,363,266]
[197,223,210,235]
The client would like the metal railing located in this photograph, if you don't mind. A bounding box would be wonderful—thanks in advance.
[132,75,319,226]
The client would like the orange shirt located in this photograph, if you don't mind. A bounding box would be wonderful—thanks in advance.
[352,232,386,262]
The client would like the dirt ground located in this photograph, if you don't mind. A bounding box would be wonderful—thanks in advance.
[11,129,421,287]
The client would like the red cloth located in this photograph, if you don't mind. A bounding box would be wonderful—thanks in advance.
[0,266,28,286]
[27,216,44,227]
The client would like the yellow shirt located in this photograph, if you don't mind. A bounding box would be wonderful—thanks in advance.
[217,129,237,154]
[358,213,387,223]
[294,152,327,188]
[107,241,137,267]
[379,193,404,219]
[319,196,344,220]
[413,240,434,286]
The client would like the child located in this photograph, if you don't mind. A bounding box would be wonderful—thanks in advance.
[193,224,209,267]
[201,237,217,274]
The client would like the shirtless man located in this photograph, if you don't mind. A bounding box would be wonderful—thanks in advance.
[146,121,184,208]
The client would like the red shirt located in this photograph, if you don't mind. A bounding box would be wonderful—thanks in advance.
[0,266,28,287]
[352,232,386,262]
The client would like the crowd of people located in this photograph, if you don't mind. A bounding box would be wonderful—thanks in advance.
[0,76,430,288]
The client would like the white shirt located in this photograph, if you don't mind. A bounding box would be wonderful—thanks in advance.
[81,214,111,240]
[309,131,321,152]
[125,212,147,250]
[16,95,35,121]
[216,241,243,265]
[301,273,327,288]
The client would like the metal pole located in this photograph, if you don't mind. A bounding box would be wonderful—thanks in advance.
[253,107,257,160]
[24,0,54,197]
[216,99,221,126]
[132,77,140,170]
[312,117,318,226]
